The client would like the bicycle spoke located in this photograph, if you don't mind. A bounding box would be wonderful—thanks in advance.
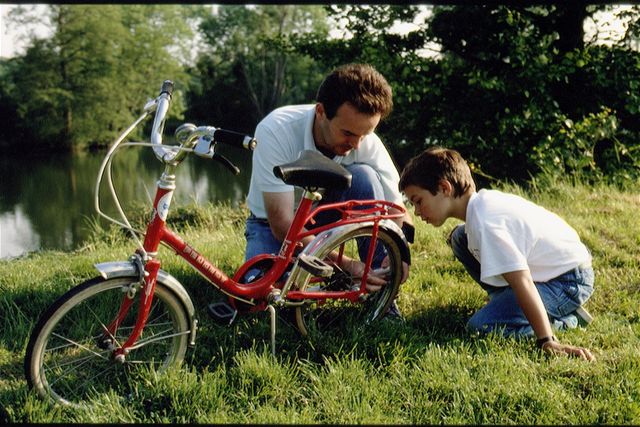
[128,328,190,351]
[84,296,124,349]
[44,349,109,373]
[45,353,110,388]
[55,362,119,402]
[50,333,109,360]
[124,359,165,365]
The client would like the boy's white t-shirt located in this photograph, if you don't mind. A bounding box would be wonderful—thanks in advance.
[247,104,403,219]
[465,189,591,287]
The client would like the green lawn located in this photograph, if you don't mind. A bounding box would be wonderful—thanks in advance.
[1,181,639,424]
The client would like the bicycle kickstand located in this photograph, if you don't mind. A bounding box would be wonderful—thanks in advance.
[266,304,276,357]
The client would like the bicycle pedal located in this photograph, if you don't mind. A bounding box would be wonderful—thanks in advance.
[207,302,237,326]
[298,254,334,277]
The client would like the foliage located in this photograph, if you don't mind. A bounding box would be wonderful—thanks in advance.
[1,182,639,423]
[292,5,640,184]
[1,4,639,183]
[1,5,205,152]
[186,5,329,134]
[534,107,640,185]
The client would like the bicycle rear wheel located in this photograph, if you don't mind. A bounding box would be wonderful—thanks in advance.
[25,276,191,407]
[294,226,403,337]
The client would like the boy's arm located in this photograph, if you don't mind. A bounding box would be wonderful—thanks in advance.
[502,270,595,361]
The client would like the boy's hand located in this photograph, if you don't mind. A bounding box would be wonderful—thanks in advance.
[542,339,596,362]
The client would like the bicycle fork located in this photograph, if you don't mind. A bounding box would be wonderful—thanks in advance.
[97,256,162,362]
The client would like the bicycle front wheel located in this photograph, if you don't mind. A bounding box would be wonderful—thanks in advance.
[25,276,191,407]
[294,226,403,337]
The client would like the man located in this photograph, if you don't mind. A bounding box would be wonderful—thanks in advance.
[244,63,413,313]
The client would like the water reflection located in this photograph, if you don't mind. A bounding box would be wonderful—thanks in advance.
[0,146,252,259]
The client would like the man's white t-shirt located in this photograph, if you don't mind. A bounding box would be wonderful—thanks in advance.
[247,104,403,219]
[465,189,591,287]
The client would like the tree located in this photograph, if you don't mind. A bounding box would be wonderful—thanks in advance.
[187,5,329,134]
[293,5,640,184]
[423,4,640,183]
[2,5,205,152]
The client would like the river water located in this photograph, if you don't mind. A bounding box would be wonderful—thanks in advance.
[0,146,252,259]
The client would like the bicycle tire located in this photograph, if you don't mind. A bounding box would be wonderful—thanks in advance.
[25,276,191,407]
[294,226,403,337]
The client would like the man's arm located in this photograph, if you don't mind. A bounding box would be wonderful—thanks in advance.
[263,191,296,243]
[503,269,595,361]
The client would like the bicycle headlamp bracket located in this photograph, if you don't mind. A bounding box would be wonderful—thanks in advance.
[194,136,215,158]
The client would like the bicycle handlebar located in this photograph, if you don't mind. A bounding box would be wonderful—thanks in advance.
[214,128,258,150]
[160,80,174,96]
[149,80,256,164]
[150,80,174,162]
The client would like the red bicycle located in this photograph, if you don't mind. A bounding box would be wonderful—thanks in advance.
[24,81,411,407]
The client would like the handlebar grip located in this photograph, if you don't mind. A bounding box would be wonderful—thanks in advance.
[160,80,174,96]
[213,128,257,150]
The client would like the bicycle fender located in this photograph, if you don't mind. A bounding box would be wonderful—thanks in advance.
[378,219,412,265]
[302,220,410,265]
[94,261,197,322]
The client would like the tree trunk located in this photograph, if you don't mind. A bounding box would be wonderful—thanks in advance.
[552,4,588,53]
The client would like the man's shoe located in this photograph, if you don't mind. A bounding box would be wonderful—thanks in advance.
[574,305,594,326]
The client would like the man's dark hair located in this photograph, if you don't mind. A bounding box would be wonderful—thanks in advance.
[399,146,476,197]
[316,63,393,120]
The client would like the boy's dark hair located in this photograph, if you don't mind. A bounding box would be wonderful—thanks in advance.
[399,146,476,197]
[316,63,393,120]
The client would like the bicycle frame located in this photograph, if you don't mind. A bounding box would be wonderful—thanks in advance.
[107,167,405,358]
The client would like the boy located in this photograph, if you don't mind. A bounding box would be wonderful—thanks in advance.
[399,146,595,361]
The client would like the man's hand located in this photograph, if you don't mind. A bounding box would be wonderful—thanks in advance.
[379,255,410,284]
[342,256,409,292]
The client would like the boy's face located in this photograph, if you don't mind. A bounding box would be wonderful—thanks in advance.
[403,183,451,227]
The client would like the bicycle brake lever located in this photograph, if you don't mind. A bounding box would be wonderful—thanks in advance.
[213,152,240,175]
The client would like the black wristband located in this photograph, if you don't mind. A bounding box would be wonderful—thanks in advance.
[401,222,415,244]
[536,335,557,349]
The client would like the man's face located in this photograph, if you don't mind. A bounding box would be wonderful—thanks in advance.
[403,184,451,228]
[314,102,381,157]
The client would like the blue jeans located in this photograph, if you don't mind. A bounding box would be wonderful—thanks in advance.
[244,163,386,263]
[448,224,594,337]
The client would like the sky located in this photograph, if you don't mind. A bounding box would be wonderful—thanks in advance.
[1,4,51,58]
[0,4,635,59]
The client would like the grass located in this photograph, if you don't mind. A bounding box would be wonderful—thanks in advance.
[1,180,639,424]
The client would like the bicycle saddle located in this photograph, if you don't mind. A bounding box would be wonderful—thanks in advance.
[273,150,352,190]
